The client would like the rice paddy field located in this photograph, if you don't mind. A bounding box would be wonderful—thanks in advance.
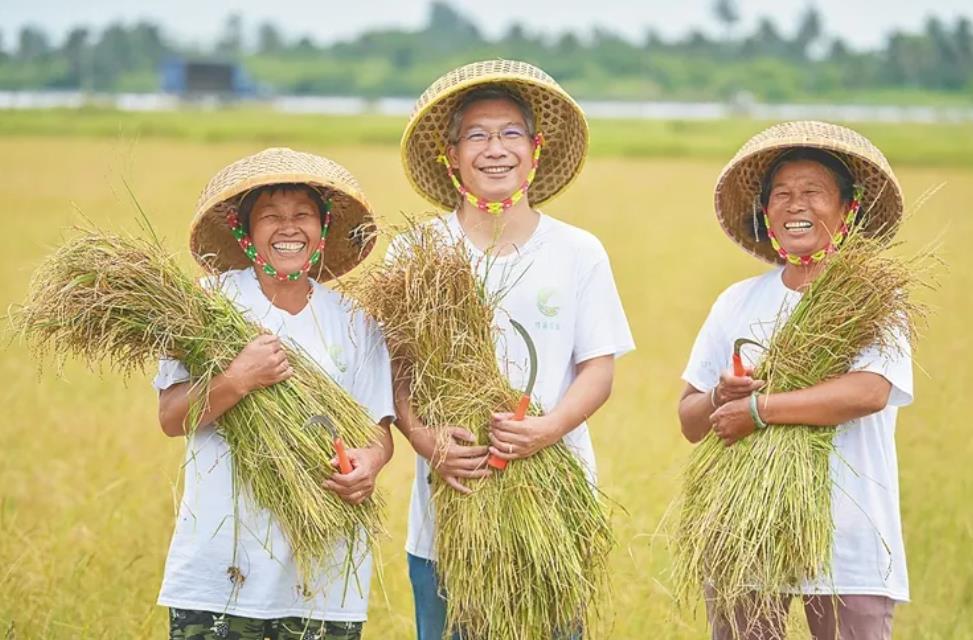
[1,111,970,639]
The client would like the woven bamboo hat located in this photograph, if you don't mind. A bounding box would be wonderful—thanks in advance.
[189,147,376,281]
[715,120,903,264]
[401,59,589,210]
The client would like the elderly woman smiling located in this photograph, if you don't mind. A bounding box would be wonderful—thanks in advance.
[678,121,915,640]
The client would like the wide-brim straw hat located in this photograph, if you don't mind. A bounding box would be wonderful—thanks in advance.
[189,147,376,281]
[401,59,588,210]
[715,120,903,264]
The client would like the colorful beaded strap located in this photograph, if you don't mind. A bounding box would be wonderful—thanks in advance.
[436,133,544,215]
[225,200,332,281]
[764,185,864,266]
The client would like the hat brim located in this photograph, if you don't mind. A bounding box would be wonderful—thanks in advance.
[189,149,377,282]
[714,121,903,264]
[401,60,589,211]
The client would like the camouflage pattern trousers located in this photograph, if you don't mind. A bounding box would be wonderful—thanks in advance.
[169,608,363,640]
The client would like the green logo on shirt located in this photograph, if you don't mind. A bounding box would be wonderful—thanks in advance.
[327,344,348,373]
[537,287,560,317]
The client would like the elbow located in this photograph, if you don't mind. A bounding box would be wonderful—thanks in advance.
[849,374,893,416]
[677,405,706,444]
[158,401,185,437]
[680,423,706,444]
[859,384,892,416]
[600,377,614,405]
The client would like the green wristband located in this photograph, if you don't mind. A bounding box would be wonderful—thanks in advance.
[749,392,769,430]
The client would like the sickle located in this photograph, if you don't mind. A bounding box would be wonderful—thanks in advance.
[303,414,353,474]
[487,318,538,471]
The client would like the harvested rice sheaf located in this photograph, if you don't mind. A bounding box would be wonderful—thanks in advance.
[672,227,933,635]
[15,230,384,584]
[351,220,613,639]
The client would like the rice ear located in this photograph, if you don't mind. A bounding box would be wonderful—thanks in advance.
[671,226,934,632]
[15,227,386,587]
[348,218,613,638]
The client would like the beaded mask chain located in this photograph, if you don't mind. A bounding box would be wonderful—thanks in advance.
[764,184,864,266]
[436,133,544,215]
[225,199,333,281]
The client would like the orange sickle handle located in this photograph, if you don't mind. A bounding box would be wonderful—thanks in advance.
[732,352,746,377]
[487,395,531,470]
[334,437,353,475]
[732,338,763,378]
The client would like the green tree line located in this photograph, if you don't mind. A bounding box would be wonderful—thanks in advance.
[2,1,971,103]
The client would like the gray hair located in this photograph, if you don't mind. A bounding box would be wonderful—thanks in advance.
[445,84,537,145]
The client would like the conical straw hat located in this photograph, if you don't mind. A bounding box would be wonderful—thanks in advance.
[401,59,588,210]
[715,120,903,264]
[189,147,376,281]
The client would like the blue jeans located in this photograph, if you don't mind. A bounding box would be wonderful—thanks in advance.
[408,553,461,640]
[406,553,582,640]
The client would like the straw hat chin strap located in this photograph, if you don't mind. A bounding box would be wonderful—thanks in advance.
[762,184,864,266]
[225,200,333,282]
[435,133,544,215]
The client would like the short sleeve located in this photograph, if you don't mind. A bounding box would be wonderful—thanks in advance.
[348,315,396,425]
[572,253,635,364]
[681,297,730,393]
[849,329,913,407]
[153,358,191,391]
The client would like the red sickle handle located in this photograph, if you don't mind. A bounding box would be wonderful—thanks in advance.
[732,353,746,377]
[334,437,353,475]
[487,395,531,470]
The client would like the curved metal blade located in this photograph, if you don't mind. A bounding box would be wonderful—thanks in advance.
[509,318,538,397]
[733,337,764,356]
[303,414,338,439]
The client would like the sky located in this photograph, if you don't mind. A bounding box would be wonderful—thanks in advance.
[4,0,972,51]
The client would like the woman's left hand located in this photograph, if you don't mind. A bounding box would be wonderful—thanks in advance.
[488,412,561,461]
[709,397,757,446]
[323,445,387,505]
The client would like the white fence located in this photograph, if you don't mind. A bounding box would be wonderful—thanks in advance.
[1,91,971,124]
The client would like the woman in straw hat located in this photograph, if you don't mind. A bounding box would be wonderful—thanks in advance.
[156,148,395,640]
[394,60,634,639]
[678,122,913,639]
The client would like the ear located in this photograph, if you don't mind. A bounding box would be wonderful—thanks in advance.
[446,144,460,169]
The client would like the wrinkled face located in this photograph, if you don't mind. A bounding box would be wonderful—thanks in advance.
[248,189,322,276]
[765,160,847,258]
[446,98,534,204]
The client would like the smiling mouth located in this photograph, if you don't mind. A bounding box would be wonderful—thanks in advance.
[783,221,813,232]
[272,241,306,254]
[478,166,515,175]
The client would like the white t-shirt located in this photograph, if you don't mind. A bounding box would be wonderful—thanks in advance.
[395,212,636,561]
[152,268,395,621]
[682,267,913,601]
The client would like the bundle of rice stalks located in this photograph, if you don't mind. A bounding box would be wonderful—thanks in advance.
[673,227,933,633]
[15,229,384,585]
[351,220,613,639]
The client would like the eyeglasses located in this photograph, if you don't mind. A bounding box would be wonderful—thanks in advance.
[456,125,531,147]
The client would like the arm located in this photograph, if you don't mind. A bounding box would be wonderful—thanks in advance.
[391,359,491,494]
[157,334,292,437]
[709,371,893,446]
[488,354,614,462]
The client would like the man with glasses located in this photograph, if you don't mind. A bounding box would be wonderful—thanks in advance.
[394,60,635,639]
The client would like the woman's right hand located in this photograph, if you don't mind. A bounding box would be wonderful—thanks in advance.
[713,366,764,406]
[429,426,491,495]
[225,334,293,395]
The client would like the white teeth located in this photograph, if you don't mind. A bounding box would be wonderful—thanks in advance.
[784,221,813,230]
[480,166,513,174]
[272,241,305,253]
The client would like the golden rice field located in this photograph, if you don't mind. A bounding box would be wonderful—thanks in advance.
[1,123,971,639]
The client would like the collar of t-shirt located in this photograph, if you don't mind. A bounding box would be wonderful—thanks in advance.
[445,210,551,262]
[237,267,320,320]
